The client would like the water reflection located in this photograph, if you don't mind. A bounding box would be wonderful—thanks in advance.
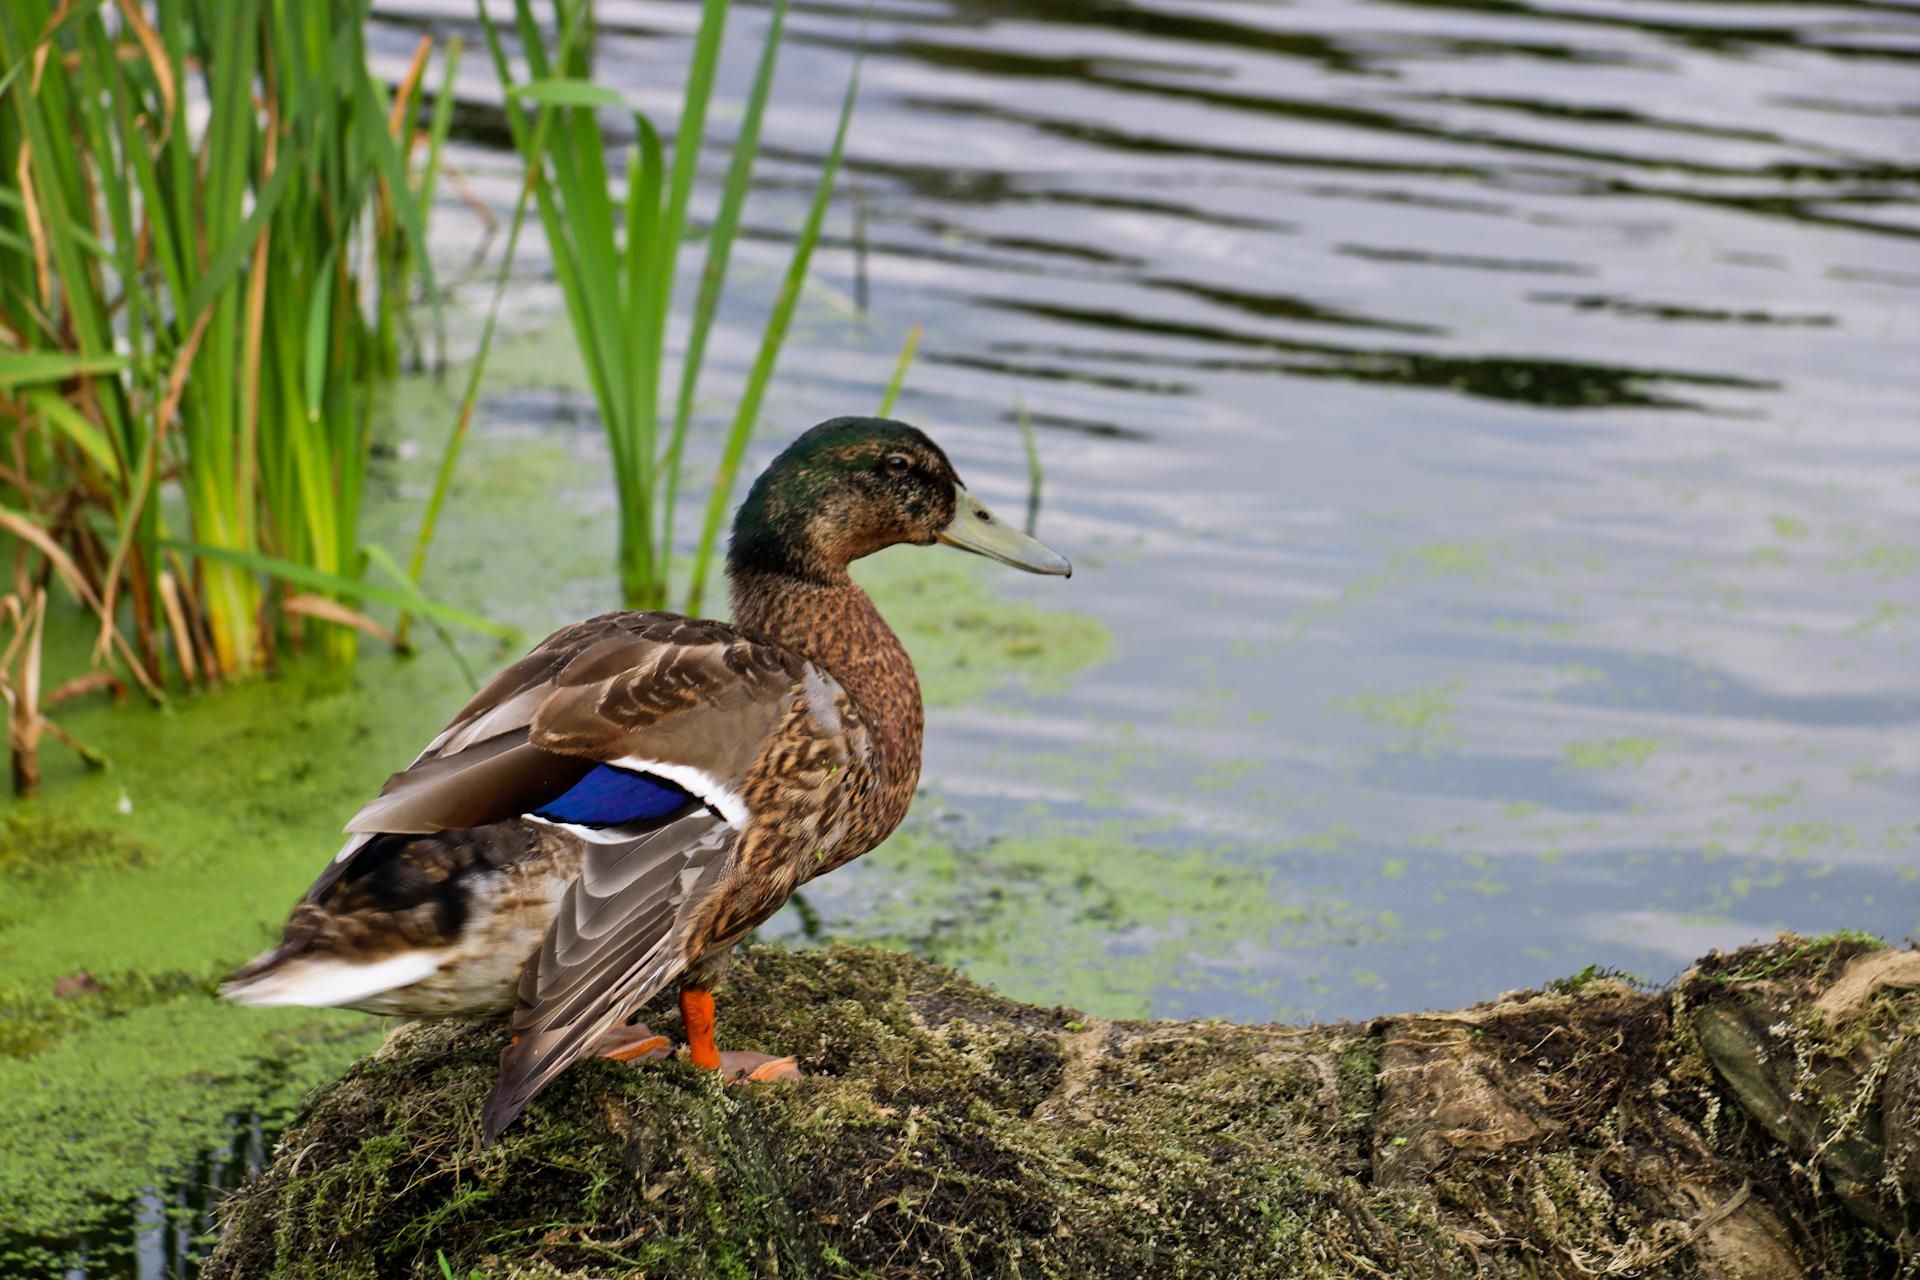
[8,1113,265,1280]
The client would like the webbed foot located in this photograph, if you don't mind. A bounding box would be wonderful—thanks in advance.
[717,1051,801,1083]
[676,986,798,1082]
[595,1022,673,1063]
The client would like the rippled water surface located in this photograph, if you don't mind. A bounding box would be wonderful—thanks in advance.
[361,0,1920,1025]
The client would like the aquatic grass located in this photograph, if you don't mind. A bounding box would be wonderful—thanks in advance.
[0,0,487,734]
[877,321,923,418]
[683,25,867,615]
[0,584,110,797]
[453,0,866,614]
[1016,394,1045,535]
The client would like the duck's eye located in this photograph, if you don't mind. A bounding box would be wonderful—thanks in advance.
[882,453,911,475]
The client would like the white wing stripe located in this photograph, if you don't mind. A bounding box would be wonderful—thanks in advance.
[524,815,648,844]
[604,756,750,830]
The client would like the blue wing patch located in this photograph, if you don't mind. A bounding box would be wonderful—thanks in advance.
[535,764,695,827]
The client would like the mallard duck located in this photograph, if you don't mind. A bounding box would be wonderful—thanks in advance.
[224,417,1070,1141]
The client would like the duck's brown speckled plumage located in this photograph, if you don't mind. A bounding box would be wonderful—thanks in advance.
[225,417,1069,1142]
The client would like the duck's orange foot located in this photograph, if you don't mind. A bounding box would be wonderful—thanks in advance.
[717,1051,801,1084]
[595,1022,674,1064]
[676,987,797,1082]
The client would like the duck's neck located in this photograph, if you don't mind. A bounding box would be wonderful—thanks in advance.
[728,564,923,822]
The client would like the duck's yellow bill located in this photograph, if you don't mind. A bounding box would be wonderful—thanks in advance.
[936,485,1072,577]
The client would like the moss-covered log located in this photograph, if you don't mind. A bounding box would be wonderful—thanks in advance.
[206,935,1920,1278]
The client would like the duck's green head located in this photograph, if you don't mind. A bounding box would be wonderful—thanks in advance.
[730,416,1071,582]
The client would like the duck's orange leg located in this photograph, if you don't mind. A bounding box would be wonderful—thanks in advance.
[679,987,722,1070]
[679,985,800,1083]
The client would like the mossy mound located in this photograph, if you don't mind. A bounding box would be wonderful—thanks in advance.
[207,937,1918,1279]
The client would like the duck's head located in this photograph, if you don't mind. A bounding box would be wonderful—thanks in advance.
[729,417,1071,582]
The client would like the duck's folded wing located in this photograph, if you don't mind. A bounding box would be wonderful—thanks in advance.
[339,612,805,840]
[480,809,734,1142]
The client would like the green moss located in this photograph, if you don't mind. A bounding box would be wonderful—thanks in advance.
[1334,1038,1380,1140]
[1807,928,1888,949]
[1677,934,1912,1251]
[1690,931,1884,986]
[206,947,1420,1280]
[204,938,1920,1279]
[1543,963,1646,995]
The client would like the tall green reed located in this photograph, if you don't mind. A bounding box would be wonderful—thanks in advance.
[0,0,496,705]
[421,0,863,615]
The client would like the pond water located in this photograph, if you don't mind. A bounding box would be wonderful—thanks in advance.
[16,0,1920,1272]
[371,0,1920,1020]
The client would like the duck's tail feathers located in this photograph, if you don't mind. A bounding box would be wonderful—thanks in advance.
[221,947,445,1009]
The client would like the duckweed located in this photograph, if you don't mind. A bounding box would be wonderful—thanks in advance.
[1562,736,1661,769]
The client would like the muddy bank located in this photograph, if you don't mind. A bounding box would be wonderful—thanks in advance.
[206,934,1916,1278]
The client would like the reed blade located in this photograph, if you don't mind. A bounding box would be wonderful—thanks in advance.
[169,539,521,646]
[657,0,792,592]
[877,322,924,417]
[685,31,868,615]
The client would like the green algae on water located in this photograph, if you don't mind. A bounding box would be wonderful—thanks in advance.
[1562,736,1661,770]
[1768,514,1811,539]
[786,818,1367,1019]
[1337,679,1462,754]
[1286,538,1500,641]
[0,647,463,1244]
[854,545,1110,706]
[0,1000,381,1260]
[0,812,149,891]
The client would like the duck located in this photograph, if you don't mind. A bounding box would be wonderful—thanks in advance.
[223,416,1071,1142]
